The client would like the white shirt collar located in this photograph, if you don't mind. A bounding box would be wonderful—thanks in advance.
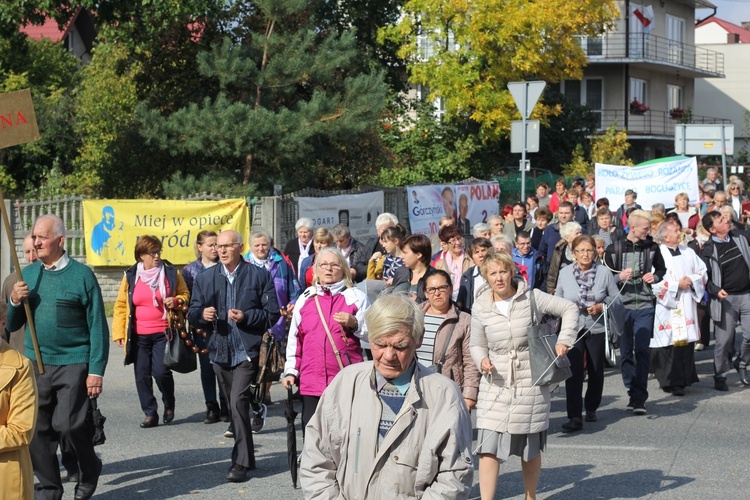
[43,252,70,271]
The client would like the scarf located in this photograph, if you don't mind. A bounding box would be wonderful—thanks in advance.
[135,262,168,319]
[248,248,274,270]
[573,262,597,311]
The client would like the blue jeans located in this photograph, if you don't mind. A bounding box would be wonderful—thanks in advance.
[620,307,654,402]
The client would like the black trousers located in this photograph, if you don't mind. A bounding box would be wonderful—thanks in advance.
[32,363,101,500]
[133,333,175,417]
[214,359,258,469]
[301,395,321,432]
[565,329,605,419]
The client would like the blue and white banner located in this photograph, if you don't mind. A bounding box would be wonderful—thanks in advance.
[595,157,699,208]
[407,182,500,236]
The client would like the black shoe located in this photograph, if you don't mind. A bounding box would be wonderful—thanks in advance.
[67,471,80,483]
[626,398,634,411]
[163,409,175,424]
[220,401,230,422]
[226,463,249,482]
[204,403,221,424]
[715,379,729,392]
[561,417,583,432]
[632,400,647,415]
[140,415,158,428]
[671,386,685,396]
[74,482,96,500]
[661,386,673,393]
[585,411,597,422]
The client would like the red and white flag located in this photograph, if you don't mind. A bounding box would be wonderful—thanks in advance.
[633,5,655,33]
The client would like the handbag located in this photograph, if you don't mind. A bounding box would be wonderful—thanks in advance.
[428,306,459,373]
[527,289,572,387]
[163,309,197,374]
[257,331,286,384]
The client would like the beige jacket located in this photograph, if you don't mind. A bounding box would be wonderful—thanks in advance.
[419,302,480,402]
[470,280,577,434]
[300,362,474,499]
[0,341,38,500]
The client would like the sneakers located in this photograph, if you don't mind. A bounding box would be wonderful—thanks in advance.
[224,423,234,438]
[626,398,634,411]
[251,404,267,434]
[632,400,647,415]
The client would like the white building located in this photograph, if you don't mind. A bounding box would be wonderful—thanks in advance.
[694,17,750,159]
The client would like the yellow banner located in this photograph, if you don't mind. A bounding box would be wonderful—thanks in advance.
[83,199,250,266]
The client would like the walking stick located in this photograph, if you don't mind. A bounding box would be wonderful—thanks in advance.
[0,189,44,373]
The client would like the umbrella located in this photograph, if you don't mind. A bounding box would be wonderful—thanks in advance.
[285,387,300,489]
[89,398,107,446]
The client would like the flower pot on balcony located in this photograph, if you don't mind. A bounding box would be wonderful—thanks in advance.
[630,109,647,116]
[629,99,650,115]
[670,108,685,120]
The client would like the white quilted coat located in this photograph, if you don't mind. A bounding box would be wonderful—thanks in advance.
[470,280,578,435]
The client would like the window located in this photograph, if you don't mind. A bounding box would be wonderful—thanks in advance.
[416,85,446,121]
[667,85,683,111]
[666,15,685,65]
[630,78,647,104]
[562,79,603,128]
[581,35,603,57]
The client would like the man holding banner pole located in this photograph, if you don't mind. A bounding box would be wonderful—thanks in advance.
[8,214,109,500]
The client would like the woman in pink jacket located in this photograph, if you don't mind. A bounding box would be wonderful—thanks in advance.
[281,247,369,428]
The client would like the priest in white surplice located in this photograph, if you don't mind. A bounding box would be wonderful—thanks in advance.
[650,219,707,396]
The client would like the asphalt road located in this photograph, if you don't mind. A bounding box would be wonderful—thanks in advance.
[52,334,748,499]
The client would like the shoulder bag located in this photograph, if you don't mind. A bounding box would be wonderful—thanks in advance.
[428,305,459,373]
[527,290,572,386]
[163,308,197,374]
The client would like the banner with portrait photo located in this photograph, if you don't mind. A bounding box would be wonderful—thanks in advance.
[296,191,384,240]
[407,182,500,236]
[83,199,251,266]
[595,157,700,208]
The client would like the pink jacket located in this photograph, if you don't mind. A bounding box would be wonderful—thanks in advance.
[283,284,369,396]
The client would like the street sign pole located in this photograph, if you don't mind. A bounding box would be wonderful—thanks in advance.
[508,81,545,201]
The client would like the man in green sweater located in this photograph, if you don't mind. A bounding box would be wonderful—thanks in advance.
[8,214,109,500]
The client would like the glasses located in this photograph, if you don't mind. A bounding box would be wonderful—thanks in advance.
[216,243,240,251]
[731,186,740,190]
[425,285,451,295]
[317,262,342,270]
[148,250,162,257]
[449,238,463,246]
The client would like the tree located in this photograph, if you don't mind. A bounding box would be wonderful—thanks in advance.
[138,0,388,192]
[380,0,618,138]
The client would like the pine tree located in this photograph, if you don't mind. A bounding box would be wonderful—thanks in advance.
[139,0,388,189]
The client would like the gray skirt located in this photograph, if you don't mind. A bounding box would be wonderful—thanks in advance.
[475,428,547,462]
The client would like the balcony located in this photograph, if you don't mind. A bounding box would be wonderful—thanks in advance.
[594,109,730,138]
[579,33,724,78]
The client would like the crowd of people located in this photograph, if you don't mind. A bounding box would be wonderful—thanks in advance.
[1,167,749,499]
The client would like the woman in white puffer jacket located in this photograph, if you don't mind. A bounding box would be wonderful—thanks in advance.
[470,251,578,500]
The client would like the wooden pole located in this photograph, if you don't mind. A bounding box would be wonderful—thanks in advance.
[0,190,44,373]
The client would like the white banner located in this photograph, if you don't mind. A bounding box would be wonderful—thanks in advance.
[595,157,700,208]
[407,183,500,236]
[296,191,385,240]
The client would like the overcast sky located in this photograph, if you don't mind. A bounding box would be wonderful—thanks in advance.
[701,0,750,23]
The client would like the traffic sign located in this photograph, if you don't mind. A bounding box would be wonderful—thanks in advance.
[511,120,540,153]
[508,81,546,119]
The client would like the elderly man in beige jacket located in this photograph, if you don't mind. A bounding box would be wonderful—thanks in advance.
[300,293,474,499]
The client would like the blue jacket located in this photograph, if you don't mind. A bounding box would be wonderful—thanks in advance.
[538,223,562,263]
[188,260,280,363]
[512,247,544,290]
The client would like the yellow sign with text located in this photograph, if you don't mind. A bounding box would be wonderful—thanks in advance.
[83,199,250,266]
